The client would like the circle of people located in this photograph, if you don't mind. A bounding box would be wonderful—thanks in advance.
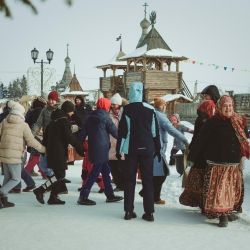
[0,83,249,226]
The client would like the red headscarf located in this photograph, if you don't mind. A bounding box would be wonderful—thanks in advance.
[215,95,250,159]
[96,98,111,112]
[197,100,216,118]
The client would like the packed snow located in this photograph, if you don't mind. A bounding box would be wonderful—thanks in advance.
[0,121,249,250]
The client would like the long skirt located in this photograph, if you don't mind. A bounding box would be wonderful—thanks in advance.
[203,163,244,219]
[179,168,205,209]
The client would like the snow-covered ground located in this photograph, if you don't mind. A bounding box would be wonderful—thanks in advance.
[0,121,249,250]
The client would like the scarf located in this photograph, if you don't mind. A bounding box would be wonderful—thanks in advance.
[197,100,215,118]
[215,95,250,159]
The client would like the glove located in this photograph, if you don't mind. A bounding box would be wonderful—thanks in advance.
[71,124,79,133]
[115,153,122,160]
[154,150,161,163]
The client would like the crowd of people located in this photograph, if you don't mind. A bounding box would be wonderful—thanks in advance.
[0,83,249,227]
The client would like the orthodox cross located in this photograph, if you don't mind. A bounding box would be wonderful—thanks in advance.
[66,43,69,57]
[143,3,148,18]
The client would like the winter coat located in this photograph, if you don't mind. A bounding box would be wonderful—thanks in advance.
[32,103,59,136]
[0,102,10,123]
[74,95,92,125]
[172,124,192,150]
[187,116,248,164]
[116,82,161,155]
[43,109,84,171]
[30,99,46,126]
[109,109,124,160]
[79,109,118,165]
[153,108,188,176]
[188,110,209,169]
[0,112,45,164]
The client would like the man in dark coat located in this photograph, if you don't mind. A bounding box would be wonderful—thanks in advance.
[116,82,161,222]
[74,95,92,125]
[77,98,123,206]
[33,101,85,205]
[201,85,220,105]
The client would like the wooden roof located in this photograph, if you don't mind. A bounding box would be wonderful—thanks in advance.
[69,74,83,92]
[136,27,172,51]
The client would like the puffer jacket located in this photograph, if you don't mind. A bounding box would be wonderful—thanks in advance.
[0,113,45,164]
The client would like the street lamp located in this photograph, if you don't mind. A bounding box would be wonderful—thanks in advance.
[31,47,54,96]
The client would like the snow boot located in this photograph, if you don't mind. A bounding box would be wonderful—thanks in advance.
[0,191,4,209]
[33,187,45,204]
[1,197,15,208]
[228,213,239,222]
[47,194,65,205]
[22,184,36,192]
[106,194,124,203]
[77,196,96,205]
[218,215,228,227]
[124,211,137,220]
[142,213,154,222]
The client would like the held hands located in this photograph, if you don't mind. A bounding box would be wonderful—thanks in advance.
[154,150,161,163]
[71,125,79,133]
[115,153,122,160]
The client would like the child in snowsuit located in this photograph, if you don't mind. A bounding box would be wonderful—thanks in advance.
[169,114,193,167]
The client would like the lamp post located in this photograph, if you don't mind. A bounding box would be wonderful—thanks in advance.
[31,48,54,96]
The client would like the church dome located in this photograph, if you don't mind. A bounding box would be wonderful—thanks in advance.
[140,18,150,28]
[65,56,71,63]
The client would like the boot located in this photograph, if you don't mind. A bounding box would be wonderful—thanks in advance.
[47,194,65,205]
[0,191,4,209]
[142,213,154,222]
[154,199,165,205]
[106,194,124,203]
[218,215,228,227]
[228,213,239,222]
[22,184,36,192]
[1,197,15,208]
[124,211,137,220]
[98,188,104,193]
[33,187,45,204]
[77,196,96,205]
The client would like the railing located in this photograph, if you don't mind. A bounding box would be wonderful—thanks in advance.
[181,79,193,100]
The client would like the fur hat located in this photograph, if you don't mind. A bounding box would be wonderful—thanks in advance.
[154,98,166,108]
[48,91,59,102]
[8,100,25,114]
[61,100,75,113]
[110,93,122,105]
[122,97,129,106]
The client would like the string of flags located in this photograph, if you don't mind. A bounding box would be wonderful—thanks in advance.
[180,59,250,73]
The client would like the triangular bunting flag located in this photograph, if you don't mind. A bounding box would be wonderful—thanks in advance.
[224,67,227,70]
[215,66,219,69]
[232,68,235,72]
[192,61,196,64]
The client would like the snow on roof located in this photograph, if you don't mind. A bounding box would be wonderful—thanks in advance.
[60,89,89,96]
[149,94,193,104]
[119,44,187,60]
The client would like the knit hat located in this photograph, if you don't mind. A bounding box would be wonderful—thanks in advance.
[154,98,166,108]
[8,100,25,114]
[61,100,75,113]
[170,114,180,122]
[37,96,47,105]
[96,98,111,111]
[110,93,122,105]
[48,91,59,102]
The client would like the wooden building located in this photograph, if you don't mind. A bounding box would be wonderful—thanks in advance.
[60,73,89,103]
[98,11,193,103]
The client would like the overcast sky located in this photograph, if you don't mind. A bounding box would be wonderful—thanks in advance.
[0,0,249,95]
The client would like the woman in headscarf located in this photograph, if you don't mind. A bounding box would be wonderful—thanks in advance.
[179,100,216,210]
[187,95,249,227]
[201,85,220,105]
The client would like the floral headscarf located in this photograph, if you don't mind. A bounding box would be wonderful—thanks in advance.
[216,95,250,159]
[197,100,216,118]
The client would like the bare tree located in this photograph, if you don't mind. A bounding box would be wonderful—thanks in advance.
[0,0,72,18]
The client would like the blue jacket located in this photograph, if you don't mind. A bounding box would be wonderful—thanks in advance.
[153,108,188,176]
[116,82,161,155]
[79,109,118,165]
